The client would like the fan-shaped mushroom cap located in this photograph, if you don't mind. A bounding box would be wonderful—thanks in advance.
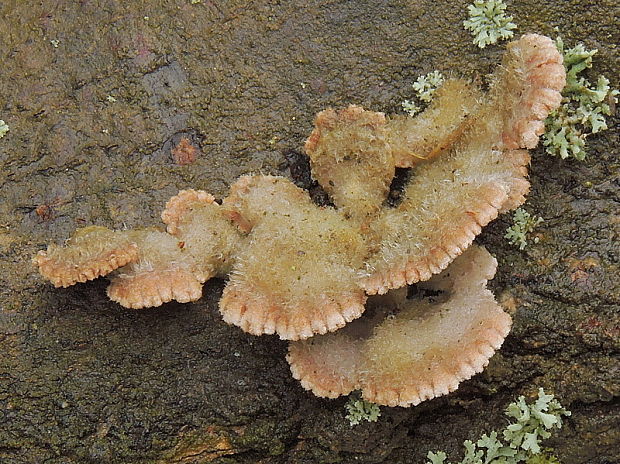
[219,175,369,340]
[386,79,482,168]
[360,150,510,294]
[360,34,563,295]
[107,268,203,309]
[304,105,394,222]
[106,230,203,309]
[162,189,243,279]
[492,34,566,150]
[161,189,216,235]
[33,226,139,288]
[287,245,511,407]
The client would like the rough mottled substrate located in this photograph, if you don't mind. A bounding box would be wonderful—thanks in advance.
[287,246,512,406]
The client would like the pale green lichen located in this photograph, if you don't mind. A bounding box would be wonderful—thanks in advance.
[401,71,445,116]
[505,208,543,250]
[543,37,618,160]
[344,395,381,426]
[426,388,571,464]
[401,99,421,117]
[463,0,517,48]
[413,71,445,103]
[0,120,8,139]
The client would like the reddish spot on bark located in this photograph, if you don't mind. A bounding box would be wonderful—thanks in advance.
[35,197,67,222]
[171,137,199,165]
[35,204,54,222]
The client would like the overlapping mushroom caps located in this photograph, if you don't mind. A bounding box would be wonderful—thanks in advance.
[34,34,564,403]
[287,245,511,406]
[354,33,565,294]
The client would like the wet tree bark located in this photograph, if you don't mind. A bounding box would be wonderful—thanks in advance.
[0,1,617,462]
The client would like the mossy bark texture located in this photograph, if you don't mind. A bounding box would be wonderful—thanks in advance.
[0,1,617,463]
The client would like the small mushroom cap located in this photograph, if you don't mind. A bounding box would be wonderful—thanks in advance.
[493,34,566,150]
[362,246,510,407]
[219,175,369,340]
[287,246,512,407]
[361,175,509,295]
[106,230,203,309]
[162,189,243,278]
[33,226,139,288]
[107,268,202,309]
[161,189,216,235]
[287,333,364,398]
[305,105,394,222]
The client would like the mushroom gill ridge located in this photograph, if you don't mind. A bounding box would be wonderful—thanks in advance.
[34,35,564,345]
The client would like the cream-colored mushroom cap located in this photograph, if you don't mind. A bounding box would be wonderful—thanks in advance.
[360,34,564,295]
[106,230,203,309]
[33,226,139,288]
[219,175,369,341]
[287,245,512,407]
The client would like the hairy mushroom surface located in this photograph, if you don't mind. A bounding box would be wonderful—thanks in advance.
[33,226,139,288]
[359,33,564,294]
[219,175,368,340]
[161,189,243,280]
[106,230,204,309]
[287,245,511,407]
[305,105,394,223]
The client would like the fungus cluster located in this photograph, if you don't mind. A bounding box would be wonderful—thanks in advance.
[34,35,565,406]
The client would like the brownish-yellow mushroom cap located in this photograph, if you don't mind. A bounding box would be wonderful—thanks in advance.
[106,230,204,309]
[161,189,216,235]
[359,33,564,295]
[287,246,512,407]
[219,175,369,340]
[33,226,139,288]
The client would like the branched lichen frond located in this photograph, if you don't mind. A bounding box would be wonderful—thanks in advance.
[0,119,8,138]
[543,36,618,160]
[463,0,517,48]
[401,99,421,117]
[426,388,570,463]
[413,71,445,103]
[401,71,445,116]
[344,395,381,426]
[503,388,571,454]
[505,208,543,250]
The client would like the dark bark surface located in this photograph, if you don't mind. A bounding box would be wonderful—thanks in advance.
[0,1,618,463]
